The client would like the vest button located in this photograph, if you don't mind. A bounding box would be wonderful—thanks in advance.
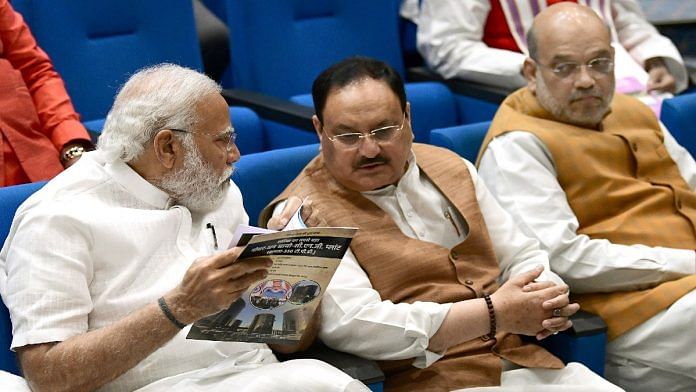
[450,250,459,260]
[465,280,474,285]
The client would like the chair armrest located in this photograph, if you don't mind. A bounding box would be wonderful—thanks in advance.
[221,88,315,131]
[566,309,608,336]
[276,341,385,386]
[406,66,511,104]
[533,310,608,376]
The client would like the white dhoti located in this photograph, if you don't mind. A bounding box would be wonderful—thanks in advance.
[605,288,696,392]
[455,362,623,392]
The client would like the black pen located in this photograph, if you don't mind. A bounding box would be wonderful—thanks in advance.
[206,223,218,249]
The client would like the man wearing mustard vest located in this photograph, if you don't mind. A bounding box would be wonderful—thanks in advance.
[477,3,696,391]
[264,56,623,391]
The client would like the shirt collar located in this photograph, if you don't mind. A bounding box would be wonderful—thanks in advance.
[103,155,172,209]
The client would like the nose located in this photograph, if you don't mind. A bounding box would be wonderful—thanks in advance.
[574,65,596,89]
[227,143,240,164]
[357,134,381,158]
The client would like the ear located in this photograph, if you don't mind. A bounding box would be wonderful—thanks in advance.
[152,130,179,170]
[405,102,414,141]
[522,58,539,94]
[312,114,323,139]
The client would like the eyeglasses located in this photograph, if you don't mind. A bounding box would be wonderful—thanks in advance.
[170,126,237,152]
[325,113,406,148]
[537,57,614,79]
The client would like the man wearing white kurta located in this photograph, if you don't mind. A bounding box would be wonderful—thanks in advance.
[270,56,623,391]
[0,65,367,392]
[477,4,696,391]
[415,0,688,94]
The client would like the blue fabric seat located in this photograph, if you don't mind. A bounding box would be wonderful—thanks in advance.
[661,92,696,155]
[13,0,204,125]
[430,121,491,163]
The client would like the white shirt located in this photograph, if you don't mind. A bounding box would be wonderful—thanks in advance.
[277,154,564,368]
[416,0,688,93]
[0,151,277,392]
[478,125,696,294]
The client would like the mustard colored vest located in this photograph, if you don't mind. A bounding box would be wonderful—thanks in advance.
[481,88,696,339]
[263,144,561,391]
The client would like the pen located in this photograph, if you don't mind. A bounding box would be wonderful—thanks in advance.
[206,223,218,249]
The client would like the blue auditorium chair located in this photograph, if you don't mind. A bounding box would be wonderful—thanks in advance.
[224,0,405,99]
[13,0,320,147]
[220,0,500,149]
[430,121,492,163]
[661,92,696,155]
[12,0,204,129]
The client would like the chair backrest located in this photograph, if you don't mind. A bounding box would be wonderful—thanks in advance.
[14,0,203,123]
[0,181,47,375]
[225,0,404,98]
[231,144,320,226]
[429,121,492,162]
[661,92,696,155]
[290,82,458,144]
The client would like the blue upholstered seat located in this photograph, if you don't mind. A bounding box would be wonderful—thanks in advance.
[661,92,696,155]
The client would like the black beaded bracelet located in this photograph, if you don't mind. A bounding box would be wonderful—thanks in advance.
[482,294,496,341]
[158,297,187,329]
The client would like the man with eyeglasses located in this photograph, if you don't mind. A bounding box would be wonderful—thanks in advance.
[263,56,623,391]
[477,3,696,391]
[0,64,369,392]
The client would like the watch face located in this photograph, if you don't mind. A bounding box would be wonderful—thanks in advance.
[63,146,85,162]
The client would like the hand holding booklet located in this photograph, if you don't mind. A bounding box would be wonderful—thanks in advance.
[187,204,356,345]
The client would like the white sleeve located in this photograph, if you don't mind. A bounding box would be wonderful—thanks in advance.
[661,123,696,190]
[417,0,527,89]
[4,205,93,349]
[272,201,451,368]
[464,160,564,287]
[611,0,688,92]
[478,131,695,293]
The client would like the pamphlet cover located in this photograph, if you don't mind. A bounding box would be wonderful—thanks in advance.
[186,226,356,344]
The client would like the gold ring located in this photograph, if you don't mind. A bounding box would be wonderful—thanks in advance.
[552,308,562,317]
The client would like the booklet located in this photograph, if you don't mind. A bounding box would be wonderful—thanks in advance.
[186,212,356,345]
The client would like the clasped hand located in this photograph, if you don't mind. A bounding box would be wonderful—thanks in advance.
[491,265,580,340]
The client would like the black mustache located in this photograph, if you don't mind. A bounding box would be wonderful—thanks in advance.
[355,156,389,167]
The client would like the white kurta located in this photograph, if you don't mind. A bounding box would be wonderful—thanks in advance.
[415,0,688,93]
[0,150,366,392]
[275,154,622,391]
[478,126,696,391]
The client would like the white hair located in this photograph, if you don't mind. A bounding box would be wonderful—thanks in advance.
[97,63,222,163]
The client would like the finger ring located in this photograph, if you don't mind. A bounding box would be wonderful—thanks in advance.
[552,308,562,317]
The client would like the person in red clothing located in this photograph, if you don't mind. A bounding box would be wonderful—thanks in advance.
[0,0,92,187]
[415,0,688,95]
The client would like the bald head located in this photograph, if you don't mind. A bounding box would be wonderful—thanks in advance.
[527,3,610,61]
[522,2,615,129]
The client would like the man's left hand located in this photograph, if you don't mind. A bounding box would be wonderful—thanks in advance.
[645,57,676,93]
[522,280,579,340]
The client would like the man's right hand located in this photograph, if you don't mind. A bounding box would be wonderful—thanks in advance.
[164,247,272,324]
[491,266,574,337]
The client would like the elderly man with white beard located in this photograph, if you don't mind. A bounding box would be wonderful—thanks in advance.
[0,64,369,392]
